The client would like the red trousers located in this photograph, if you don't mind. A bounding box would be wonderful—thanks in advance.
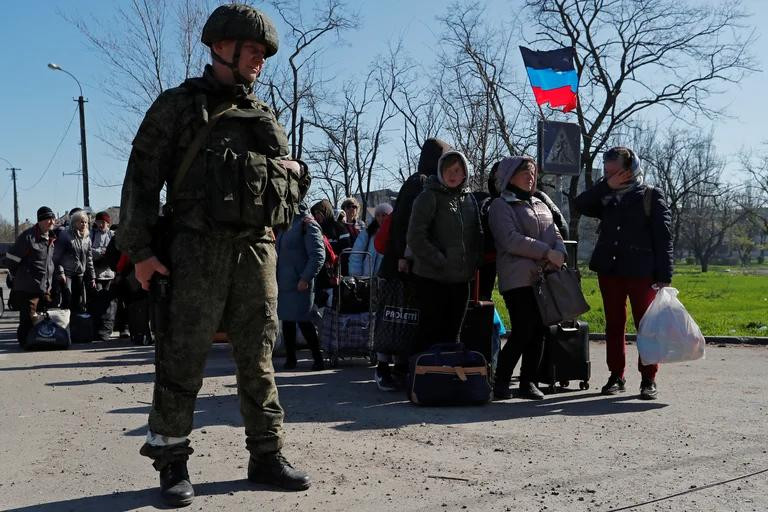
[597,275,658,381]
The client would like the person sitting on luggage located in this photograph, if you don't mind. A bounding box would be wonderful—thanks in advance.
[349,202,392,277]
[276,202,326,371]
[53,209,96,313]
[2,206,57,348]
[574,146,673,400]
[488,156,567,400]
[407,150,482,355]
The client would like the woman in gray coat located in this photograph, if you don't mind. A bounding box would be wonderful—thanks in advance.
[488,156,567,400]
[276,204,326,370]
[54,210,95,313]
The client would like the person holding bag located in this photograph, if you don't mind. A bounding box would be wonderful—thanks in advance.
[488,156,567,400]
[574,146,673,400]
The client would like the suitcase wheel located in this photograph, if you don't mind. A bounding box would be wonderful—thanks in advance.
[559,380,570,389]
[579,381,589,390]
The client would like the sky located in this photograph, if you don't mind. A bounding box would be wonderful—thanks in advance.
[1,0,767,226]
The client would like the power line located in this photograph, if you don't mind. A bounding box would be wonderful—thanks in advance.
[23,104,79,191]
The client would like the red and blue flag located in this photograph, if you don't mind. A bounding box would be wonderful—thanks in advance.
[520,46,579,113]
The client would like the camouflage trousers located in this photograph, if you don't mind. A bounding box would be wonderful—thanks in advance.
[147,230,283,456]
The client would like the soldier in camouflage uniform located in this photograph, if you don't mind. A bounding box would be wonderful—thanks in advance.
[118,4,311,507]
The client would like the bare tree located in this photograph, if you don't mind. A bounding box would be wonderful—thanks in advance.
[64,0,212,156]
[378,41,444,185]
[680,185,748,272]
[526,0,757,239]
[264,0,358,159]
[308,66,396,214]
[633,127,723,256]
[436,2,538,191]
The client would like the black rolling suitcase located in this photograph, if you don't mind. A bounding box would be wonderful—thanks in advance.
[128,296,154,346]
[88,285,117,341]
[70,288,94,343]
[460,274,498,379]
[537,319,590,392]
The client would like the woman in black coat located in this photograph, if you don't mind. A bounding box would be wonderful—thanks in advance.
[574,146,673,400]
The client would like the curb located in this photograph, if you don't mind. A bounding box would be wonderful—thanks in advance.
[588,333,768,346]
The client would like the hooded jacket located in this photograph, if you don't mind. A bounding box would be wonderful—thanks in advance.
[488,156,567,292]
[379,138,452,277]
[276,204,325,322]
[406,151,482,283]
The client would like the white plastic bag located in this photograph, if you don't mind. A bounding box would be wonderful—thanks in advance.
[636,287,705,365]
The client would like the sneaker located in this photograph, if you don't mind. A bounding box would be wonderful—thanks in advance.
[247,451,311,491]
[601,374,626,395]
[517,381,545,400]
[159,460,194,507]
[493,380,512,400]
[375,366,397,391]
[640,379,658,400]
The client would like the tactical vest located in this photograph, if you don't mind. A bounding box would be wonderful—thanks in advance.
[170,89,301,232]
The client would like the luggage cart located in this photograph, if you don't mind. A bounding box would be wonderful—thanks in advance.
[321,249,376,367]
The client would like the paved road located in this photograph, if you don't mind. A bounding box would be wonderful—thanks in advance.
[0,307,766,512]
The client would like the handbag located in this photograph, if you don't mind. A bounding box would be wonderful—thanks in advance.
[373,277,420,355]
[533,266,590,326]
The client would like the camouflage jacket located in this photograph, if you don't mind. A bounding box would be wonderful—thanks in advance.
[117,65,290,263]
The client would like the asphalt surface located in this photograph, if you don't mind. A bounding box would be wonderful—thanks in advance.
[0,304,767,512]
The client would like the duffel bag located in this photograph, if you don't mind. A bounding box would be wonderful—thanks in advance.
[408,343,491,406]
[26,309,71,350]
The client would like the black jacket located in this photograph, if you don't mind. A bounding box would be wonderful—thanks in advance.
[574,179,673,283]
[3,225,56,295]
[379,138,452,277]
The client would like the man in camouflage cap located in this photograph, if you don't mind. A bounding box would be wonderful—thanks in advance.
[118,3,310,507]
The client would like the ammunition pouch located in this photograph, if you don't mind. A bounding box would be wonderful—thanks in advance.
[205,147,300,229]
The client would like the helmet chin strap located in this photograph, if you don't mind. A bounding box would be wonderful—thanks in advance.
[211,41,254,89]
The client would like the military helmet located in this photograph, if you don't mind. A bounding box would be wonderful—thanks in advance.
[201,4,279,58]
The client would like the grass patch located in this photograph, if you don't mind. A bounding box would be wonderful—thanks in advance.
[492,264,768,337]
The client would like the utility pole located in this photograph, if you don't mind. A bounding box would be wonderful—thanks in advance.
[48,63,89,208]
[6,167,20,238]
[77,95,89,208]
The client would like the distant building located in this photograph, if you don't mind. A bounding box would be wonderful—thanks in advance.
[353,188,398,221]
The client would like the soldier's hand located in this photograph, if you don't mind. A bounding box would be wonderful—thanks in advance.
[135,256,170,291]
[297,279,309,292]
[280,160,301,174]
[397,258,411,273]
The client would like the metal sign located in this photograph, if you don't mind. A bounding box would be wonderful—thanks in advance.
[537,120,581,175]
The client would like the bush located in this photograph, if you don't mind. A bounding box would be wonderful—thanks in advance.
[685,257,695,265]
[758,256,765,265]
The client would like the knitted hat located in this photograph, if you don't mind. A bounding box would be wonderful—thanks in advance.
[37,206,55,222]
[95,211,111,224]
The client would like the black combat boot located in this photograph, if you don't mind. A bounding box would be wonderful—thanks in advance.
[140,441,195,507]
[247,451,311,491]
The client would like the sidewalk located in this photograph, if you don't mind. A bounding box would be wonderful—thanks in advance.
[0,308,767,511]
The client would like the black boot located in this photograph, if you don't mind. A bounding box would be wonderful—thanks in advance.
[140,441,195,507]
[493,378,512,400]
[247,451,311,491]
